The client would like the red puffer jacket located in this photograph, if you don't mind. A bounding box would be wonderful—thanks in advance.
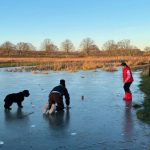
[122,66,133,83]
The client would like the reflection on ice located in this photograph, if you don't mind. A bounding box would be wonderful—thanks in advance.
[30,125,36,128]
[125,101,132,109]
[0,141,4,145]
[43,109,70,130]
[123,107,134,140]
[71,132,77,136]
[4,108,33,121]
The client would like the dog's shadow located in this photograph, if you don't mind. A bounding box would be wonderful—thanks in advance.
[4,108,33,122]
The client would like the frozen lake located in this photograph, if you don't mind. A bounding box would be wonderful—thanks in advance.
[0,68,150,150]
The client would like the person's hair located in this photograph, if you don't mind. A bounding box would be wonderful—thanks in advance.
[121,61,129,67]
[60,79,66,87]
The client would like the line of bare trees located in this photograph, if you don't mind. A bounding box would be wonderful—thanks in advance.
[40,38,100,53]
[0,38,149,56]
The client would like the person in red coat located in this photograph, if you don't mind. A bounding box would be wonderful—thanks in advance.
[121,62,134,101]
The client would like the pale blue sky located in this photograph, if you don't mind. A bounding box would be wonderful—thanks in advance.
[0,0,150,50]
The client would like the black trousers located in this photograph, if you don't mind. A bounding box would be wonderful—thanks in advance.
[123,82,132,93]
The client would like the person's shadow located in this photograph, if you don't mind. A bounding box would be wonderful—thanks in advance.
[43,109,70,131]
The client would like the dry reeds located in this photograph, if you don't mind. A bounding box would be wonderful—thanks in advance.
[101,63,118,72]
[1,55,150,72]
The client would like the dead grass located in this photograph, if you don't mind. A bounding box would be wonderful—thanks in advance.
[0,56,149,63]
[1,56,150,72]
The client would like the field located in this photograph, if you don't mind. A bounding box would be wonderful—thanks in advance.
[0,55,150,72]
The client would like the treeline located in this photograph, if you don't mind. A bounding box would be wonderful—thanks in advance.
[0,38,150,57]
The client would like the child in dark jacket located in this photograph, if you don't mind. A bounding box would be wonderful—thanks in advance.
[45,79,70,114]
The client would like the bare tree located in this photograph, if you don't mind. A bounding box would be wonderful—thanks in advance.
[61,39,74,53]
[89,44,100,52]
[144,47,150,52]
[16,42,36,51]
[117,39,131,50]
[28,43,36,51]
[0,41,16,51]
[102,40,117,51]
[41,39,58,51]
[80,37,95,54]
[0,41,16,56]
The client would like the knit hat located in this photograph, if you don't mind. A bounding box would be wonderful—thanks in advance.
[60,79,66,87]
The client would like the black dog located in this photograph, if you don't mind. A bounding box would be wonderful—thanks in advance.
[4,90,30,110]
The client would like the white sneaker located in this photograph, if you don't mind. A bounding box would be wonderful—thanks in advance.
[49,104,55,115]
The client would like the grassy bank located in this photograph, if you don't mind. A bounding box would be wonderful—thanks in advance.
[0,61,39,68]
[0,56,150,72]
[137,68,150,124]
[1,61,118,72]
